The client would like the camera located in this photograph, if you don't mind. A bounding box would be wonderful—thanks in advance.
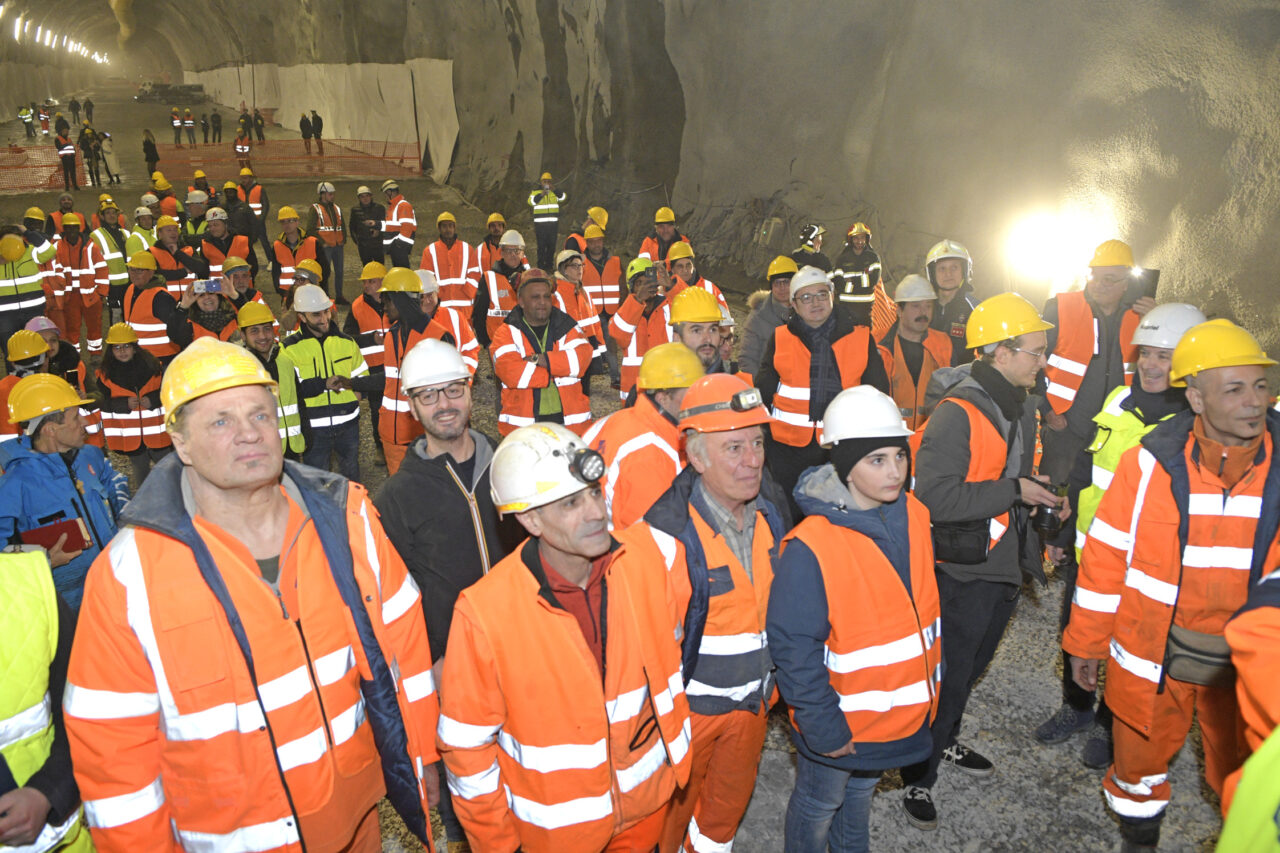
[192,278,222,295]
[1033,482,1070,539]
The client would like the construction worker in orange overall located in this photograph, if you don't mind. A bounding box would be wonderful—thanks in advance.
[584,342,705,530]
[63,337,440,852]
[437,423,692,853]
[419,210,481,313]
[1063,319,1280,852]
[622,374,785,853]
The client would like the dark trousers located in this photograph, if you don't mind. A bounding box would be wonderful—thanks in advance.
[60,156,77,190]
[211,126,222,143]
[23,122,34,138]
[357,243,385,266]
[322,244,344,301]
[254,220,272,262]
[202,128,209,143]
[387,242,411,269]
[435,761,466,842]
[173,127,183,145]
[301,418,360,482]
[366,385,384,451]
[0,306,43,355]
[766,435,826,518]
[534,221,558,270]
[1058,552,1113,725]
[901,574,1020,789]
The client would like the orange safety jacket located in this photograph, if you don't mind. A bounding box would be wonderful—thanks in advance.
[432,306,480,373]
[382,195,416,251]
[1224,571,1280,811]
[234,134,252,156]
[191,315,240,342]
[273,235,320,292]
[933,396,1013,552]
[781,493,942,743]
[882,327,954,431]
[608,280,728,402]
[553,276,604,359]
[767,324,874,447]
[54,237,101,306]
[244,183,266,220]
[94,371,170,452]
[64,462,440,853]
[310,202,345,247]
[637,232,691,267]
[583,392,684,530]
[420,240,480,312]
[200,233,251,276]
[437,535,692,853]
[123,283,180,358]
[349,295,388,368]
[1064,411,1280,737]
[479,269,520,343]
[55,133,76,158]
[581,252,622,314]
[476,239,507,277]
[490,309,593,436]
[1044,290,1140,415]
[147,244,198,296]
[379,319,458,447]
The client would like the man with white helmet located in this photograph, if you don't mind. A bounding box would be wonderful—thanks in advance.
[179,190,209,251]
[375,338,523,852]
[125,205,156,257]
[416,269,480,372]
[879,274,954,430]
[307,181,348,305]
[924,239,979,366]
[1034,303,1205,767]
[199,206,257,280]
[473,229,530,347]
[278,283,370,480]
[769,386,943,853]
[438,423,692,853]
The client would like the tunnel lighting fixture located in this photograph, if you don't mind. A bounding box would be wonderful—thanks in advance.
[11,17,18,42]
[44,30,51,46]
[34,24,40,39]
[24,18,29,33]
[1004,202,1120,295]
[0,6,6,21]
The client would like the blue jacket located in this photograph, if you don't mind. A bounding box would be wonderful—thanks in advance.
[767,464,933,771]
[0,438,128,609]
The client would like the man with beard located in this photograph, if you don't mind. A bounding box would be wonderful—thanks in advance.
[419,211,480,313]
[473,230,529,347]
[669,286,726,374]
[476,212,508,273]
[879,275,954,430]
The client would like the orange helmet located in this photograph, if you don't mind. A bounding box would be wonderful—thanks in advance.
[678,374,771,433]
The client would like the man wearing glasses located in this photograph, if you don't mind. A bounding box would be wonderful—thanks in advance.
[375,337,523,853]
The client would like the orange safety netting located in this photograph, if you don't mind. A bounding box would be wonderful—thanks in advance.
[147,139,423,183]
[0,143,88,194]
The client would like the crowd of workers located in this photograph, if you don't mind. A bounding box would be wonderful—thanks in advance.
[0,135,1277,853]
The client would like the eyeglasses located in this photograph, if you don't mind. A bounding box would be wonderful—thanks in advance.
[411,381,468,406]
[564,261,584,269]
[1008,345,1048,360]
[794,290,832,305]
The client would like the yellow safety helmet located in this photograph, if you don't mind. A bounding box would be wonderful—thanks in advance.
[654,206,676,224]
[486,212,505,227]
[295,258,323,281]
[583,224,605,240]
[378,267,423,293]
[965,292,1054,348]
[669,286,721,325]
[847,222,872,239]
[99,197,119,212]
[360,261,388,280]
[436,211,456,226]
[239,167,254,177]
[6,329,49,362]
[0,234,26,263]
[161,337,277,428]
[61,213,82,228]
[627,257,654,281]
[155,215,179,231]
[767,255,799,281]
[127,251,157,270]
[1169,319,1278,387]
[153,177,173,191]
[586,206,608,231]
[104,323,139,346]
[666,241,695,262]
[1089,239,1135,269]
[540,171,553,182]
[22,206,45,222]
[236,301,276,328]
[193,169,206,179]
[7,374,91,426]
[221,256,250,274]
[276,206,299,221]
[151,170,165,181]
[637,342,706,391]
[223,180,239,191]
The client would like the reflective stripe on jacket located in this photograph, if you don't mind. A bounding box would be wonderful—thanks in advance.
[581,253,622,314]
[381,196,415,248]
[420,240,480,311]
[525,189,565,224]
[95,371,169,453]
[583,392,684,531]
[767,324,873,447]
[310,203,344,247]
[379,320,458,447]
[1044,290,1140,415]
[273,235,319,292]
[279,331,369,429]
[490,308,592,436]
[123,284,180,358]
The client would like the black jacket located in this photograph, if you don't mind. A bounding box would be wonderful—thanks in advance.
[350,202,386,250]
[374,431,522,660]
[930,283,978,366]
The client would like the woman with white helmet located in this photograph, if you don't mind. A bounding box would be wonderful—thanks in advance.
[768,386,942,853]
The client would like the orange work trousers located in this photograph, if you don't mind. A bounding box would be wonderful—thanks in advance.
[607,805,666,851]
[1104,676,1247,824]
[659,706,768,853]
[63,293,103,352]
[384,442,409,475]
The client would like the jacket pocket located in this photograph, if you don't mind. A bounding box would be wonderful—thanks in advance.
[707,565,735,596]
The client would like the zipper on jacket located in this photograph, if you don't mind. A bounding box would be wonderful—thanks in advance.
[295,620,337,753]
[444,462,491,573]
[62,456,106,548]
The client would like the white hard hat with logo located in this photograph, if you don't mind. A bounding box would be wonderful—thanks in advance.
[1131,303,1207,350]
[490,423,605,515]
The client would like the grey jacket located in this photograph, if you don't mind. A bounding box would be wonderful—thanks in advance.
[740,293,790,377]
[915,363,1045,586]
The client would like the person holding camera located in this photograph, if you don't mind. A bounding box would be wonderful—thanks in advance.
[900,293,1067,831]
[167,277,241,348]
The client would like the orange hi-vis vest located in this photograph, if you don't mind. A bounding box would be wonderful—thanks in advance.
[147,244,197,296]
[437,537,692,853]
[349,295,388,368]
[476,239,504,276]
[234,134,251,156]
[1044,290,1140,415]
[420,240,480,312]
[192,315,239,342]
[310,202,344,247]
[638,233,691,267]
[480,269,520,342]
[244,183,265,219]
[583,392,684,530]
[94,371,169,452]
[768,324,874,447]
[935,396,1013,552]
[200,234,251,276]
[1064,413,1280,737]
[783,493,943,743]
[274,235,319,292]
[379,319,459,447]
[554,277,603,357]
[1225,571,1280,758]
[64,469,439,853]
[490,314,593,436]
[382,195,415,250]
[170,113,181,128]
[433,306,480,373]
[55,237,100,305]
[123,284,180,358]
[886,328,954,431]
[581,253,623,314]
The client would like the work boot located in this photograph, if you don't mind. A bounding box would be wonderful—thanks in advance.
[1081,720,1113,769]
[902,786,938,830]
[1034,702,1095,745]
[941,743,994,778]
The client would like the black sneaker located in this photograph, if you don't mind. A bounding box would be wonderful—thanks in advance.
[902,785,938,830]
[1081,721,1113,769]
[941,743,994,777]
[1034,703,1095,745]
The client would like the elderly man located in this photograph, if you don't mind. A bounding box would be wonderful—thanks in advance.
[1064,320,1279,852]
[474,230,529,347]
[741,256,797,378]
[125,205,156,257]
[438,423,692,852]
[879,274,954,430]
[63,338,440,853]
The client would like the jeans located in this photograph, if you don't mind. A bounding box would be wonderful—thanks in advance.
[784,754,880,853]
[533,221,558,270]
[301,418,360,482]
[323,244,344,300]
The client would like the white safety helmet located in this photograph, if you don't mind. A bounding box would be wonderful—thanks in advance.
[317,181,336,194]
[134,206,153,219]
[789,265,833,301]
[186,190,208,205]
[499,230,526,249]
[356,185,372,196]
[292,284,333,313]
[490,423,606,515]
[819,385,913,447]
[205,207,228,222]
[400,338,471,394]
[415,269,440,294]
[894,274,936,303]
[1130,302,1207,350]
[140,193,159,205]
[719,305,736,328]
